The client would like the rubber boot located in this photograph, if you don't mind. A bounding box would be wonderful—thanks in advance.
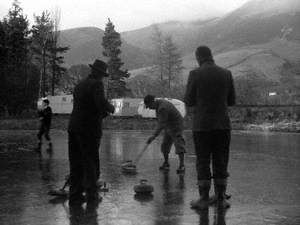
[214,179,230,209]
[213,206,227,225]
[68,176,85,205]
[190,180,211,210]
[199,208,209,225]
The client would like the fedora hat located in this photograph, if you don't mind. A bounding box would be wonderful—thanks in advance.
[89,59,109,77]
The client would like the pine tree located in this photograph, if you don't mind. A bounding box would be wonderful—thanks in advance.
[102,18,130,98]
[151,24,164,82]
[0,21,8,113]
[1,0,39,115]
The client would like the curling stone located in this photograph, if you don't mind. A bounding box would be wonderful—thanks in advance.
[122,160,137,174]
[122,160,134,167]
[134,193,154,202]
[134,179,154,194]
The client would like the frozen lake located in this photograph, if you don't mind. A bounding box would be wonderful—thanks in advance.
[0,130,299,225]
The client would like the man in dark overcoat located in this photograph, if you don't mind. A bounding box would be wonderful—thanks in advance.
[68,59,115,204]
[184,46,236,209]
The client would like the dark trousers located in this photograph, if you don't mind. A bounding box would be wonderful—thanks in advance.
[193,130,231,180]
[37,123,51,142]
[68,131,101,197]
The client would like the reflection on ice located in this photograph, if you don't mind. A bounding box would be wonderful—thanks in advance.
[0,130,299,225]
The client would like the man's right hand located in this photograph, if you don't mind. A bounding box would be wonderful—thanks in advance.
[108,103,115,114]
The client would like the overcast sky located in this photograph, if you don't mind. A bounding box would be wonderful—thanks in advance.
[0,0,249,32]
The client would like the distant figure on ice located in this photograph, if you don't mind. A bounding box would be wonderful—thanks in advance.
[36,98,52,152]
[68,59,115,205]
[184,46,236,210]
[144,95,186,174]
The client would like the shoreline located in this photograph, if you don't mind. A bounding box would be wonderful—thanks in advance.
[0,116,299,133]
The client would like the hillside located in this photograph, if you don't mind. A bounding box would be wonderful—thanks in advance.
[126,0,300,83]
[127,38,300,105]
[122,0,300,53]
[57,0,300,95]
[121,18,217,54]
[58,27,153,70]
[129,39,300,81]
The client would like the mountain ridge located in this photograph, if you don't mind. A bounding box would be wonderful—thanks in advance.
[58,0,300,77]
[58,27,153,70]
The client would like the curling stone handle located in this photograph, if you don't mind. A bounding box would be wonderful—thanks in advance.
[140,179,148,184]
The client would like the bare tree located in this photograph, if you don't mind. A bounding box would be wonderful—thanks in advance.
[31,11,53,97]
[162,35,184,89]
[50,7,60,96]
[151,24,165,82]
[49,7,69,95]
[60,64,90,94]
[151,26,184,93]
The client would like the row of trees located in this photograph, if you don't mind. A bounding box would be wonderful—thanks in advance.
[0,0,182,116]
[0,2,182,115]
[0,0,68,115]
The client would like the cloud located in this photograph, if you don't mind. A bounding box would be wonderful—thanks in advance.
[0,0,249,32]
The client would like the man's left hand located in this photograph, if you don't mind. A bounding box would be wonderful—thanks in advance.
[147,135,155,144]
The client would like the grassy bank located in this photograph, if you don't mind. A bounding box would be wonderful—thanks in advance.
[0,115,299,133]
[0,116,157,130]
[0,116,299,153]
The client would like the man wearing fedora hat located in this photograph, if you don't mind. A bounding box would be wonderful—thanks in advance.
[68,59,115,204]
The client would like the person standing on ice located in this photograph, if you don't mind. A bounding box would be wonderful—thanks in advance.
[184,46,236,210]
[36,98,52,152]
[144,95,186,174]
[68,59,115,205]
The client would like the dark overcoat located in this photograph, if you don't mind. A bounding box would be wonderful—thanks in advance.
[184,61,236,131]
[68,75,114,136]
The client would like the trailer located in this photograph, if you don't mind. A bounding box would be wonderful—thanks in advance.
[38,96,143,116]
[110,98,142,117]
[37,95,73,114]
[37,96,185,118]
